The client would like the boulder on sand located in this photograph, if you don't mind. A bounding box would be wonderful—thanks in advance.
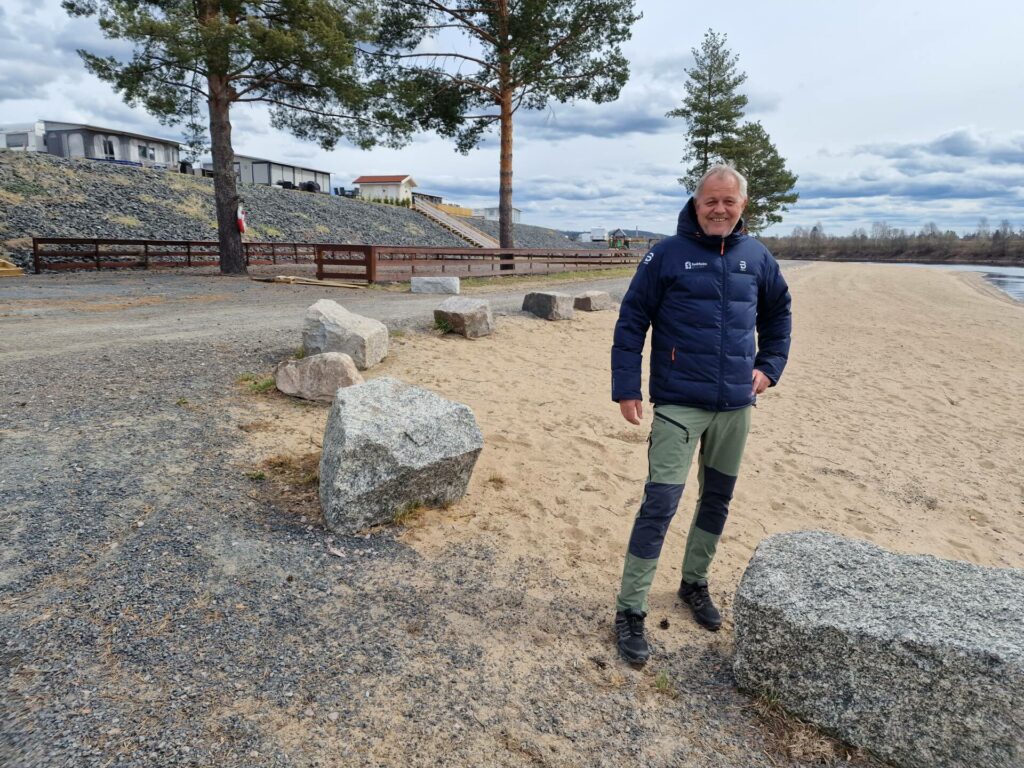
[274,352,363,402]
[319,377,484,534]
[433,297,494,339]
[522,291,574,320]
[573,291,613,311]
[734,531,1024,768]
[302,299,388,370]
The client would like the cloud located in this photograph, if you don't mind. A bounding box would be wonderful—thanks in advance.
[857,127,1024,166]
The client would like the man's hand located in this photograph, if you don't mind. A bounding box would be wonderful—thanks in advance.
[752,369,771,396]
[619,399,644,425]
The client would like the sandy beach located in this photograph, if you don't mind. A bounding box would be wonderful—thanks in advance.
[234,261,1024,762]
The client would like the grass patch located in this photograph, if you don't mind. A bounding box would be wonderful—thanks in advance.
[245,470,266,482]
[487,473,506,489]
[175,397,189,406]
[107,214,141,227]
[264,453,320,486]
[389,329,405,339]
[247,377,276,394]
[3,178,47,197]
[236,372,276,393]
[293,346,306,359]
[392,502,426,526]
[753,692,870,765]
[433,316,453,334]
[459,265,636,290]
[653,670,677,698]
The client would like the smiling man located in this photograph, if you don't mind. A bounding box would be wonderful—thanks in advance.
[610,164,792,664]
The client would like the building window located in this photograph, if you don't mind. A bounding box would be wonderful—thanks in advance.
[150,147,157,161]
[5,133,28,148]
[102,139,116,160]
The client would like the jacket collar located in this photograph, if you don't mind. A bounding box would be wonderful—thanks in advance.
[676,198,746,246]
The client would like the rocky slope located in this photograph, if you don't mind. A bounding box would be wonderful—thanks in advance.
[0,151,575,268]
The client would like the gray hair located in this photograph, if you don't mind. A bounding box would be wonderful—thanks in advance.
[695,164,748,200]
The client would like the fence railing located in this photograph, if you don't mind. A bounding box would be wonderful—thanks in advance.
[32,238,317,274]
[31,237,640,283]
[316,245,639,282]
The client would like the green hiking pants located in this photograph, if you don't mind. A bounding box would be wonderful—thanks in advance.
[616,404,752,614]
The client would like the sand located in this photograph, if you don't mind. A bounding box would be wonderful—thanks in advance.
[238,261,1024,762]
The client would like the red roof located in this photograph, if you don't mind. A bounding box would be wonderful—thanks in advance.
[352,175,412,184]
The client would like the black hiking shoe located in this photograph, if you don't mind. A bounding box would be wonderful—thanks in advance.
[678,578,722,631]
[614,610,651,665]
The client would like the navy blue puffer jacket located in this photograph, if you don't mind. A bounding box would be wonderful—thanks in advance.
[611,199,792,411]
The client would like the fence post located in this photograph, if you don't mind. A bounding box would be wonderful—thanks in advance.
[367,246,378,283]
[33,239,40,274]
[94,241,100,271]
[186,242,192,267]
[316,246,324,280]
[293,243,298,264]
[143,242,149,269]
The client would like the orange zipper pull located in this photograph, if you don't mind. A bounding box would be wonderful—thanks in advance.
[720,239,725,256]
[671,347,676,362]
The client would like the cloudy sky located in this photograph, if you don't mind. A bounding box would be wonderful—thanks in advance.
[1,0,1022,236]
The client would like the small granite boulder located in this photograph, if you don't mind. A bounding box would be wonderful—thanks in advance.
[319,377,484,534]
[411,276,460,295]
[302,299,388,370]
[573,291,613,311]
[522,291,574,320]
[734,531,1024,768]
[274,352,363,402]
[433,297,493,339]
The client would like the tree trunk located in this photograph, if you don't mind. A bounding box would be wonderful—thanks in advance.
[207,75,245,274]
[498,89,514,251]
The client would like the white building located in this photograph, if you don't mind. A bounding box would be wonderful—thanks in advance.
[474,206,522,223]
[202,154,330,191]
[353,174,417,202]
[0,120,180,168]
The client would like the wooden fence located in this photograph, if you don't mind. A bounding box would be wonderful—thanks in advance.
[316,245,639,282]
[32,237,641,283]
[32,238,316,273]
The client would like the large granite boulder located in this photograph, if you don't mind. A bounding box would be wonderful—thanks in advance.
[522,291,574,320]
[573,291,613,311]
[274,352,363,402]
[319,377,484,534]
[302,299,388,370]
[433,297,493,339]
[734,531,1024,768]
[411,276,460,294]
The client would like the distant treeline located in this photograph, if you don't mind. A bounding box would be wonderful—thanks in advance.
[761,223,1024,266]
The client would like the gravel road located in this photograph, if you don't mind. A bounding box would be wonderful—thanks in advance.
[0,264,879,767]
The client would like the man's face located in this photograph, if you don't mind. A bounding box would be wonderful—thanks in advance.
[695,175,747,237]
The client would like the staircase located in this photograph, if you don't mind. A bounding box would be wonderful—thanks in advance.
[413,199,499,248]
[0,257,24,278]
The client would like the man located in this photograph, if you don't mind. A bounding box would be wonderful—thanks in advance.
[611,164,792,664]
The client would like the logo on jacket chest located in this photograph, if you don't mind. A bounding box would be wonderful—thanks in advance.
[739,260,747,271]
[684,260,708,270]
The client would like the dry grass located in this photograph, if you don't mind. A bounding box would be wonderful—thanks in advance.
[106,214,141,227]
[752,695,878,766]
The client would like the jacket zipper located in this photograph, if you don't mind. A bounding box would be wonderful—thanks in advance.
[717,238,729,408]
[654,411,690,442]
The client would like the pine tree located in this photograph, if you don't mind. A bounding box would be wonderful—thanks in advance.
[371,0,640,248]
[62,0,456,274]
[728,122,798,233]
[666,29,747,193]
[668,29,799,233]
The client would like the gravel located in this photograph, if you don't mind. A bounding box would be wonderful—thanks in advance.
[0,268,873,767]
[1,151,614,268]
